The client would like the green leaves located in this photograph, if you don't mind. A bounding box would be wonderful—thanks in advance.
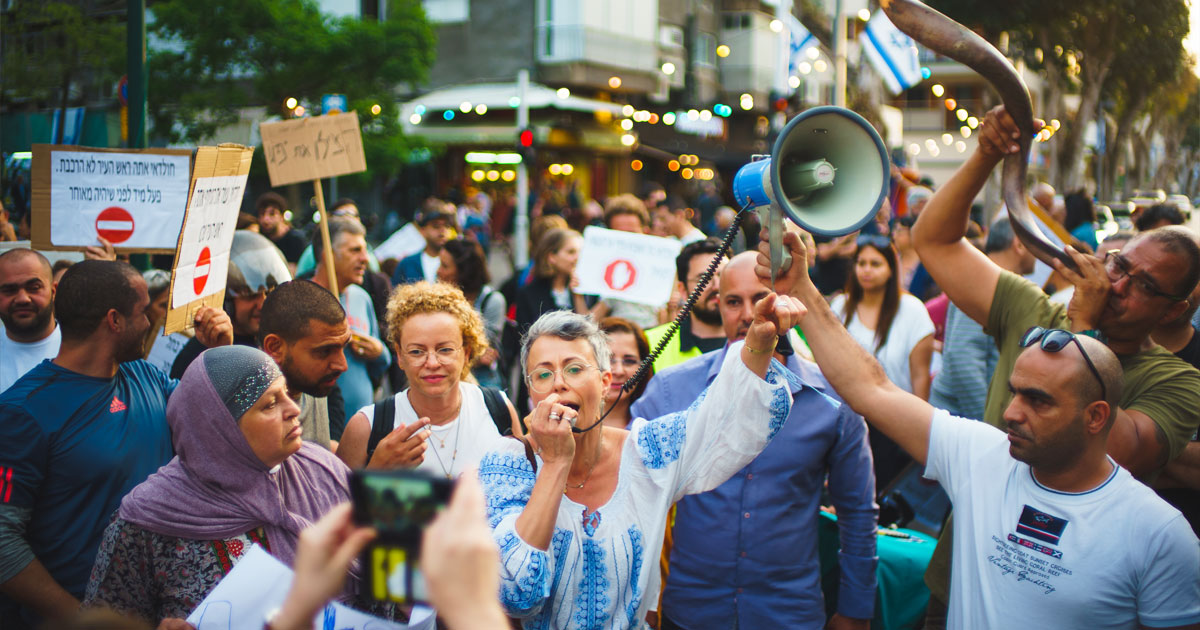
[148,0,436,180]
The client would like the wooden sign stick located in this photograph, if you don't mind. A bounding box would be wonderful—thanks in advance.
[313,178,339,294]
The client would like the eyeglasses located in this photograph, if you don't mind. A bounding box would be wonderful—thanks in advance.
[610,356,640,369]
[403,346,461,366]
[1018,327,1106,401]
[1103,250,1186,301]
[526,362,598,394]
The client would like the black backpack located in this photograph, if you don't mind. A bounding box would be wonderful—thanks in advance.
[365,387,511,463]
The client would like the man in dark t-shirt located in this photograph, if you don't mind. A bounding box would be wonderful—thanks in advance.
[256,191,306,264]
[1150,283,1200,534]
[0,261,231,629]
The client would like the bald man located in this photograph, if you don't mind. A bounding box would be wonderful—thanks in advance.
[761,230,1200,629]
[0,249,61,392]
[634,252,878,630]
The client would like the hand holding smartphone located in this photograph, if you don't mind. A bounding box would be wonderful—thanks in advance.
[350,469,453,604]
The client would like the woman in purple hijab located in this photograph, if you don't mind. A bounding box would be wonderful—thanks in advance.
[82,345,354,625]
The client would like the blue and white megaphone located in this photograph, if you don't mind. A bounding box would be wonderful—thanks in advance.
[733,106,891,280]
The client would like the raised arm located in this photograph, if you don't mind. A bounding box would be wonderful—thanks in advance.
[758,231,935,465]
[911,106,1041,325]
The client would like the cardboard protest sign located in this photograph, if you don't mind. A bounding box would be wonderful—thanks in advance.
[31,145,192,252]
[164,144,254,335]
[258,112,366,187]
[575,226,683,306]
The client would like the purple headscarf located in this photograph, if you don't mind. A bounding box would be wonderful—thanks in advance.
[119,346,351,566]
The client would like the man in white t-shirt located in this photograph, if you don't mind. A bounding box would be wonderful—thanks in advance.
[760,230,1200,629]
[0,249,61,392]
[392,201,456,285]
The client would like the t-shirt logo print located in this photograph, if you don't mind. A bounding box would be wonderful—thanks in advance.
[109,396,127,413]
[0,466,12,503]
[1016,505,1068,545]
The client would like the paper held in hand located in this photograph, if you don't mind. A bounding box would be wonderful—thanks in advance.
[575,226,683,307]
[30,145,192,252]
[186,545,432,630]
[164,144,254,335]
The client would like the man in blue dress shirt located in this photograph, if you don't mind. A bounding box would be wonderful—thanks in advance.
[632,252,878,630]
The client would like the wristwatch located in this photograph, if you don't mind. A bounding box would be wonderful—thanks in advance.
[1077,329,1107,343]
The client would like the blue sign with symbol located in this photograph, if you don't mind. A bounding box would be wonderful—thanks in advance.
[322,94,348,114]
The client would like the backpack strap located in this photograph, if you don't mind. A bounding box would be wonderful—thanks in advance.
[481,386,512,435]
[505,435,538,473]
[365,395,397,464]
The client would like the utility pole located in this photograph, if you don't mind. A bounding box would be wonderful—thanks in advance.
[833,0,846,107]
[514,69,530,269]
[126,0,147,148]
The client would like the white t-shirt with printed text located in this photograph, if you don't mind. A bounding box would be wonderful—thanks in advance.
[925,409,1200,629]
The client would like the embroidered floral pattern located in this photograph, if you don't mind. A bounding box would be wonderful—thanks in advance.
[573,539,612,629]
[624,526,644,627]
[765,364,791,440]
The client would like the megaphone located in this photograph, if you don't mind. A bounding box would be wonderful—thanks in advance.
[733,106,891,237]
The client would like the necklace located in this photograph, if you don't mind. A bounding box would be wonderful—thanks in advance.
[564,428,604,493]
[426,415,463,479]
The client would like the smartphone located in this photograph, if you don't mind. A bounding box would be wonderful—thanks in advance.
[350,469,453,604]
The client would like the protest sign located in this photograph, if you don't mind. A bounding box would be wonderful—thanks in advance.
[186,545,433,630]
[31,145,192,252]
[258,112,366,187]
[259,112,367,291]
[164,144,254,335]
[575,226,683,306]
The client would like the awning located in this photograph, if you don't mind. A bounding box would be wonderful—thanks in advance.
[399,82,627,137]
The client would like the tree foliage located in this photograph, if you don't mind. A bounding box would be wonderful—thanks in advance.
[1,1,124,140]
[148,0,435,181]
[925,0,1190,192]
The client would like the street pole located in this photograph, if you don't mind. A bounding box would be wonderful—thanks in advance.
[126,0,147,148]
[833,0,846,108]
[514,69,530,269]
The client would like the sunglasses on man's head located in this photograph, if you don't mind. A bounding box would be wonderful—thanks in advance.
[1018,326,1106,402]
[856,234,892,249]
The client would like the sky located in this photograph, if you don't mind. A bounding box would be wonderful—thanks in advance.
[1189,0,1200,76]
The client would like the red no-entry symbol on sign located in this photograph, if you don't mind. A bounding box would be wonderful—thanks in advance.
[193,247,211,295]
[603,259,637,291]
[95,207,135,244]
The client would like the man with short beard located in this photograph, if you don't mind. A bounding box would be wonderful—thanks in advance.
[767,229,1200,628]
[0,250,60,392]
[0,261,232,628]
[643,238,728,371]
[258,279,351,449]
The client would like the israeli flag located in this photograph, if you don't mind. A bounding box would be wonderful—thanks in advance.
[859,10,923,94]
[785,14,819,80]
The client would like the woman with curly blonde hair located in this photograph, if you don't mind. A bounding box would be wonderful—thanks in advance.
[337,282,519,477]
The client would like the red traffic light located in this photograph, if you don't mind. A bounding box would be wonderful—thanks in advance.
[519,128,534,147]
[773,97,788,112]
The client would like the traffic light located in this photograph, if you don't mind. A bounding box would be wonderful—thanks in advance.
[517,127,535,163]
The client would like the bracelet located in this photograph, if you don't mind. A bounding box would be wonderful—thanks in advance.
[745,342,777,355]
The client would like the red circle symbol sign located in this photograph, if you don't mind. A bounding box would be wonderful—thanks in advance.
[193,247,211,295]
[603,259,637,291]
[95,207,135,244]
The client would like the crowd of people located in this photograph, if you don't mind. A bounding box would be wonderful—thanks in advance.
[1,104,1199,630]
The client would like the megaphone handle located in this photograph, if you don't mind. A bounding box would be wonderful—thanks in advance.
[759,205,793,292]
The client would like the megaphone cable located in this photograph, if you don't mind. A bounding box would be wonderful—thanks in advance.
[572,200,756,434]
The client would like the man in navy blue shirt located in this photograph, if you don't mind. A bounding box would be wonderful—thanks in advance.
[632,252,878,630]
[0,260,231,628]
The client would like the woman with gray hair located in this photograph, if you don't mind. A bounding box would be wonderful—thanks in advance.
[478,287,804,629]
